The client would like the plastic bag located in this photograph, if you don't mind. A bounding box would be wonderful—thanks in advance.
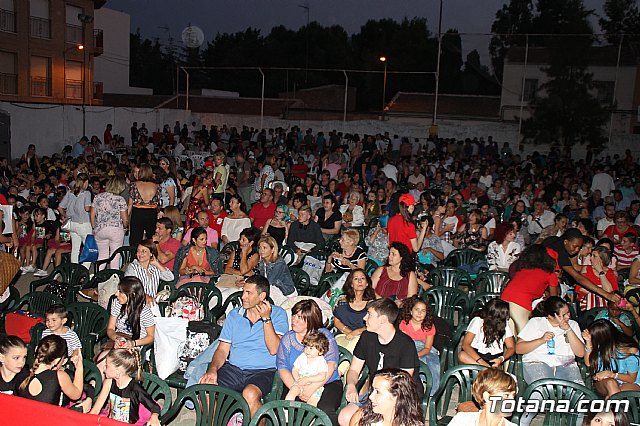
[79,235,99,263]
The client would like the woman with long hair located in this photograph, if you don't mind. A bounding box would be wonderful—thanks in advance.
[254,236,297,305]
[458,298,515,368]
[158,156,179,208]
[500,244,559,333]
[91,176,128,270]
[212,151,227,199]
[162,205,184,242]
[175,227,221,288]
[315,194,342,240]
[448,368,517,426]
[349,368,424,426]
[308,183,323,215]
[261,204,290,248]
[124,239,174,304]
[386,193,427,253]
[277,299,343,425]
[371,242,419,301]
[582,319,640,398]
[96,276,156,375]
[486,222,521,272]
[454,208,488,252]
[334,269,376,352]
[185,170,212,228]
[582,410,631,426]
[57,172,93,266]
[220,194,252,245]
[224,226,261,276]
[364,191,382,225]
[128,164,160,248]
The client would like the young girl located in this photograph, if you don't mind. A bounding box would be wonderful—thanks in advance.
[90,348,161,426]
[15,335,84,405]
[41,304,82,357]
[163,206,184,242]
[582,319,640,398]
[40,221,72,271]
[0,336,28,394]
[398,295,440,395]
[21,207,49,276]
[286,331,330,407]
[458,298,516,368]
[17,207,35,273]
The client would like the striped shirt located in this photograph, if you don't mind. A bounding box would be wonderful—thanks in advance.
[125,260,174,297]
[41,328,82,356]
[110,299,155,339]
[614,245,639,269]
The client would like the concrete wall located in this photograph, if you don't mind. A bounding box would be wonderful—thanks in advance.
[1,101,637,161]
[93,8,152,96]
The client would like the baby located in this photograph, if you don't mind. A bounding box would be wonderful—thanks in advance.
[286,331,329,406]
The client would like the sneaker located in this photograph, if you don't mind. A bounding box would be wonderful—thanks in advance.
[78,288,98,302]
[20,265,36,273]
[33,269,49,277]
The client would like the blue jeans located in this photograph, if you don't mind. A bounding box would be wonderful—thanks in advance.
[414,340,440,396]
[184,339,220,387]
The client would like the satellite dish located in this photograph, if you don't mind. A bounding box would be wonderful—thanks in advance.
[181,25,204,48]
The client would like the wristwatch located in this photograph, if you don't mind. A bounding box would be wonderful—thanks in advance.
[263,317,272,323]
[598,271,606,276]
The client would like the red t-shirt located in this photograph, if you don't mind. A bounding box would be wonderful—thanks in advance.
[0,193,7,204]
[159,237,181,270]
[603,225,637,244]
[291,163,309,180]
[206,210,228,237]
[249,201,276,229]
[387,214,417,252]
[399,320,436,342]
[500,268,559,311]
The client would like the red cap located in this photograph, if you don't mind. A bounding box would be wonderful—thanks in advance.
[399,193,416,206]
[204,160,214,167]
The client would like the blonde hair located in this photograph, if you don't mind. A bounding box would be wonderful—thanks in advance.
[105,176,126,195]
[163,206,182,229]
[213,151,225,162]
[471,368,517,408]
[107,348,143,381]
[137,164,154,182]
[73,173,89,195]
[258,236,279,263]
[342,229,360,246]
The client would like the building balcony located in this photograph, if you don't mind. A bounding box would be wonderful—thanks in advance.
[31,76,51,97]
[30,16,50,39]
[0,8,15,33]
[66,24,83,45]
[93,81,103,100]
[0,73,17,95]
[65,79,82,99]
[93,29,103,56]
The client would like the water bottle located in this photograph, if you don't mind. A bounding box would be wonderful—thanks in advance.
[547,337,555,355]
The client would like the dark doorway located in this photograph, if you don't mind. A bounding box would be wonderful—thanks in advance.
[0,111,9,160]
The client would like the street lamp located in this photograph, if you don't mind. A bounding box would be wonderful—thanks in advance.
[77,13,93,138]
[379,56,388,120]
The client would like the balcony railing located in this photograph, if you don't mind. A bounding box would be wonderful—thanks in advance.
[93,81,103,100]
[31,76,51,97]
[30,16,50,39]
[93,29,104,55]
[65,79,82,99]
[66,24,82,44]
[0,8,15,33]
[0,73,18,95]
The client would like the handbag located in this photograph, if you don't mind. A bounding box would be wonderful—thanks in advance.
[154,285,172,304]
[178,320,217,372]
[61,218,72,232]
[79,234,99,263]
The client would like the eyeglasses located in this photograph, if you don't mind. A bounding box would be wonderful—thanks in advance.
[276,210,285,214]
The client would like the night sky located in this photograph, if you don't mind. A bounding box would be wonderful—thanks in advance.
[106,0,606,60]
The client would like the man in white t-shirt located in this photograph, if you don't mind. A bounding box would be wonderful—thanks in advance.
[380,159,398,183]
[527,198,555,239]
[596,202,616,238]
[407,168,426,188]
[591,166,616,198]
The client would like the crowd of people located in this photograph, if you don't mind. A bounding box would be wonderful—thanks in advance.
[0,121,639,426]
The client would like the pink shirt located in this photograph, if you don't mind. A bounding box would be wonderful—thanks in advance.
[182,226,219,247]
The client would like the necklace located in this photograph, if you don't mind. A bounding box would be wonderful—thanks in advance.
[194,247,205,256]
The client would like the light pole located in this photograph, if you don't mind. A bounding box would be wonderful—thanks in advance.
[298,4,310,85]
[430,0,443,138]
[379,56,388,120]
[78,13,93,137]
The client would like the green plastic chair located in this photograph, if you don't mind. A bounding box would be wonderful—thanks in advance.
[365,258,379,277]
[578,307,607,329]
[220,241,240,266]
[85,268,124,290]
[443,249,486,268]
[142,372,173,416]
[423,287,469,328]
[279,245,296,266]
[26,322,47,365]
[212,291,243,323]
[16,291,63,317]
[93,246,137,272]
[419,360,433,417]
[474,271,510,293]
[289,267,311,296]
[469,292,501,313]
[429,266,473,291]
[440,323,467,374]
[429,365,487,426]
[29,263,90,304]
[83,359,102,394]
[160,384,251,426]
[609,391,640,424]
[505,353,525,387]
[511,378,597,426]
[248,400,333,426]
[67,302,109,359]
[311,271,342,299]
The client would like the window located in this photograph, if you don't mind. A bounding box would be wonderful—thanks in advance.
[0,51,17,94]
[29,0,49,38]
[65,60,82,99]
[523,78,538,102]
[65,4,83,44]
[0,0,15,33]
[30,56,51,97]
[594,81,615,105]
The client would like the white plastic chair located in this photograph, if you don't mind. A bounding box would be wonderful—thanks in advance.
[191,154,205,169]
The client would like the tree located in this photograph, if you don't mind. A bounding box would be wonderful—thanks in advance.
[129,29,174,95]
[600,0,640,44]
[490,0,534,82]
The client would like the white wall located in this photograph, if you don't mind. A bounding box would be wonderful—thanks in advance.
[93,8,153,96]
[1,101,637,161]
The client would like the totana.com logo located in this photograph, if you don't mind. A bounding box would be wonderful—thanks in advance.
[488,397,629,414]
